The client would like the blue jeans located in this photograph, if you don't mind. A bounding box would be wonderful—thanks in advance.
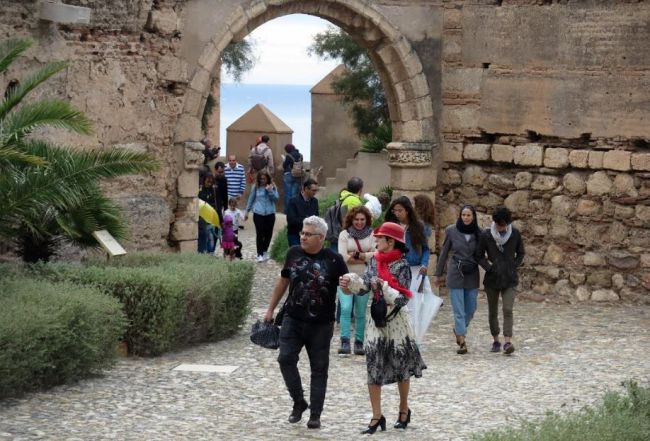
[449,288,478,337]
[337,289,369,342]
[283,172,299,213]
[197,220,214,254]
[287,232,300,247]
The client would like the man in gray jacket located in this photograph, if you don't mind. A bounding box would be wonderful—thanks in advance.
[476,207,525,355]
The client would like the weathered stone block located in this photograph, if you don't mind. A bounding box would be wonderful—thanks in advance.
[174,114,201,142]
[588,151,604,169]
[615,205,636,219]
[575,286,591,302]
[612,273,625,289]
[491,144,514,163]
[570,273,586,285]
[602,150,631,171]
[544,244,564,265]
[177,170,199,198]
[464,143,491,161]
[442,141,463,162]
[576,199,601,216]
[530,223,548,236]
[631,153,650,171]
[612,173,637,195]
[488,174,514,190]
[584,252,605,266]
[569,150,589,168]
[606,221,629,244]
[183,141,204,170]
[607,251,639,269]
[591,289,619,302]
[504,190,529,213]
[587,271,613,288]
[513,144,544,166]
[178,240,198,253]
[157,55,188,83]
[544,148,569,168]
[148,9,179,35]
[586,171,612,195]
[441,169,462,185]
[563,172,586,195]
[462,165,487,186]
[531,175,560,191]
[514,172,532,189]
[641,254,650,268]
[549,216,570,238]
[171,221,198,241]
[636,205,650,222]
[550,195,574,216]
[190,68,211,93]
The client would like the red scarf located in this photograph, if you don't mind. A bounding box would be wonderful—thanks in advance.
[374,249,412,299]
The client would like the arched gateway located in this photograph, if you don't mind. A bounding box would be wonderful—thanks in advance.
[172,0,440,249]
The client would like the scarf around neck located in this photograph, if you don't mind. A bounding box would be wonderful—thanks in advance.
[374,249,412,299]
[348,225,373,240]
[490,222,512,252]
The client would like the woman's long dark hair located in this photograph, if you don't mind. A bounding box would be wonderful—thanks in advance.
[385,196,426,254]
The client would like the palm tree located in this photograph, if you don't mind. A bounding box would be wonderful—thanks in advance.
[0,38,159,262]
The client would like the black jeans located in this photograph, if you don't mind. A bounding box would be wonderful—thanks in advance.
[278,315,334,416]
[253,213,275,256]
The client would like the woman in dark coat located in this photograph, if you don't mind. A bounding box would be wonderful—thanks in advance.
[433,204,481,354]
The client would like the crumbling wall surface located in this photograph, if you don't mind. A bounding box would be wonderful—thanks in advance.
[0,0,189,251]
[440,1,650,303]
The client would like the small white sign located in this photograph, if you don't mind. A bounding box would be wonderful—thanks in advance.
[92,229,126,257]
[172,364,239,374]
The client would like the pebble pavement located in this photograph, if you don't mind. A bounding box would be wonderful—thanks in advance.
[1,222,649,441]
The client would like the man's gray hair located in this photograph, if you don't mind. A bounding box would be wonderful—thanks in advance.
[303,216,328,236]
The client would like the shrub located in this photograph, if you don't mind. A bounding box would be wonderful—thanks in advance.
[270,226,289,263]
[0,277,126,398]
[472,381,650,441]
[36,253,254,356]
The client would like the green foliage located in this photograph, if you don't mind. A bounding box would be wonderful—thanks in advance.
[0,38,159,261]
[221,39,256,82]
[270,226,289,263]
[472,381,650,441]
[36,253,254,356]
[0,277,126,399]
[318,192,339,216]
[309,28,390,149]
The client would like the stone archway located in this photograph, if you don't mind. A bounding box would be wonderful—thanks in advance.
[172,0,440,249]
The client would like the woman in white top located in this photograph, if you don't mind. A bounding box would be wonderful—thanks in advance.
[337,205,376,355]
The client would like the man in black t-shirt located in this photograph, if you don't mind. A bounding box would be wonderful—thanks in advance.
[264,216,348,430]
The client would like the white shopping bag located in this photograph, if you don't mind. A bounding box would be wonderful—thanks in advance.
[408,274,443,346]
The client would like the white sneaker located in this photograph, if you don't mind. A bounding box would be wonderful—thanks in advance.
[256,255,264,263]
[262,252,270,261]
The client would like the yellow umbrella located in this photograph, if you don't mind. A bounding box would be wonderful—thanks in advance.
[198,200,220,228]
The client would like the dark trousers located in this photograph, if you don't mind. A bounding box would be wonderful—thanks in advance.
[486,286,516,337]
[253,213,275,256]
[287,232,300,247]
[278,316,334,416]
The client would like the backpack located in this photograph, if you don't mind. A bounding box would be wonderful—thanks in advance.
[250,146,269,171]
[324,194,352,243]
[290,153,304,178]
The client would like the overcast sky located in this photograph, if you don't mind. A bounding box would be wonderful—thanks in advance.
[221,14,340,85]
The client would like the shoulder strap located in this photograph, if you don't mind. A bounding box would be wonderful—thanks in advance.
[353,237,363,253]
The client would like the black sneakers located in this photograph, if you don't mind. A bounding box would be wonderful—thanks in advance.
[307,414,321,429]
[338,337,351,354]
[354,340,365,356]
[288,399,309,423]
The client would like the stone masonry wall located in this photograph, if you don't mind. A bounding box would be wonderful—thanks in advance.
[439,0,650,303]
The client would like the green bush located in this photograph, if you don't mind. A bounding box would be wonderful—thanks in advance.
[37,253,254,356]
[472,381,650,441]
[0,277,126,399]
[270,226,289,263]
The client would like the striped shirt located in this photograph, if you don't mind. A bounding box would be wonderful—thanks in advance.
[224,163,246,198]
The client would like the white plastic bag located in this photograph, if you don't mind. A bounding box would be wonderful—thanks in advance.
[408,274,443,346]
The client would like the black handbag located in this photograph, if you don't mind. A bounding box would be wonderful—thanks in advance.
[250,319,280,349]
[370,286,400,328]
[455,257,478,275]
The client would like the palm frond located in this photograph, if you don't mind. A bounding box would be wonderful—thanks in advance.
[0,61,67,119]
[0,145,47,166]
[1,98,93,143]
[0,38,32,74]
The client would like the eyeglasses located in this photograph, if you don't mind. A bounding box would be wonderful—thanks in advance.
[299,231,322,238]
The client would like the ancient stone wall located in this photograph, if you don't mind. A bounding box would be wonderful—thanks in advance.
[438,0,650,303]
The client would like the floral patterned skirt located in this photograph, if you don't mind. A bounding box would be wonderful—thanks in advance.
[364,306,426,385]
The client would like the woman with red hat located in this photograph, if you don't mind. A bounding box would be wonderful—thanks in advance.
[340,222,426,434]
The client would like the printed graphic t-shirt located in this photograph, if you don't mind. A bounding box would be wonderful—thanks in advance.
[281,246,348,324]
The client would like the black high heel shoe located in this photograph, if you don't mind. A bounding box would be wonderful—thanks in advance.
[394,408,411,429]
[361,415,386,434]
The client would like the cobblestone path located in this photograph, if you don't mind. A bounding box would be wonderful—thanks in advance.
[1,225,649,440]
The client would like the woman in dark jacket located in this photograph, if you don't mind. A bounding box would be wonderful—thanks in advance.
[433,204,481,354]
[476,207,525,355]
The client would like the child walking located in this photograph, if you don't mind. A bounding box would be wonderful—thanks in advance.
[224,197,244,259]
[221,214,237,260]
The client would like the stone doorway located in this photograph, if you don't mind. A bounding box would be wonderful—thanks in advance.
[172,0,440,249]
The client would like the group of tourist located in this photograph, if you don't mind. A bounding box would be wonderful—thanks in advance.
[262,184,526,432]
